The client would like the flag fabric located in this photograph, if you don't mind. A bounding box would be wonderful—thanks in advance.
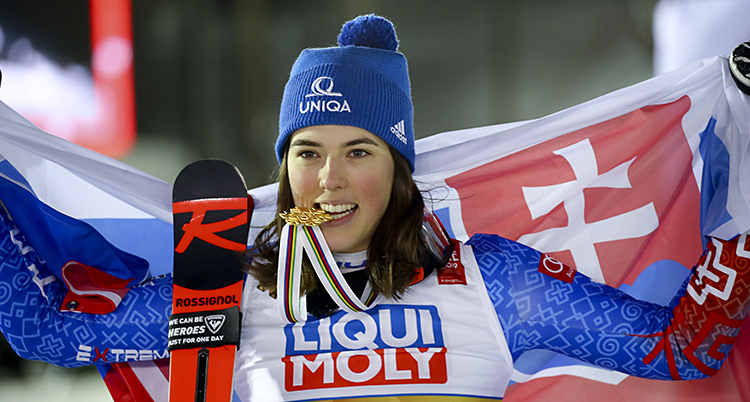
[0,100,173,281]
[0,54,749,401]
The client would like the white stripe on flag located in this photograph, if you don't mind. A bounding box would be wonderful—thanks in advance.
[129,360,168,402]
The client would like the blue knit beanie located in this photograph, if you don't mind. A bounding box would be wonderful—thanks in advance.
[276,14,415,171]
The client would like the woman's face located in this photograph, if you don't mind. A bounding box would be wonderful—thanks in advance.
[287,125,395,253]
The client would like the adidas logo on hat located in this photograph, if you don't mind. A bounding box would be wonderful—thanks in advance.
[390,120,407,144]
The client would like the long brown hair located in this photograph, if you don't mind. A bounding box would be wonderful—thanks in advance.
[243,146,425,298]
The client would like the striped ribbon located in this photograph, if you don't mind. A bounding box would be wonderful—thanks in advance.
[277,223,377,323]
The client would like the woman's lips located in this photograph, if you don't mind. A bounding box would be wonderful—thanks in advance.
[317,203,358,224]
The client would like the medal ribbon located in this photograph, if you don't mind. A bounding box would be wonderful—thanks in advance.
[277,224,306,323]
[277,223,377,323]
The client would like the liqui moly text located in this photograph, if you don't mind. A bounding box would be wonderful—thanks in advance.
[282,304,447,391]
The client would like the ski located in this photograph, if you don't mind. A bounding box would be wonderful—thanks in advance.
[168,159,251,402]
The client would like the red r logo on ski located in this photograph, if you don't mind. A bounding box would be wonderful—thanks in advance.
[172,197,249,253]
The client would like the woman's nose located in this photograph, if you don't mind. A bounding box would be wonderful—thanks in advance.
[319,156,346,190]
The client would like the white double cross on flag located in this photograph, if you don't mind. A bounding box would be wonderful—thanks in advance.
[519,138,659,283]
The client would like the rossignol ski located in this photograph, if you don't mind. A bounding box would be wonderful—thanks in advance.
[168,159,251,402]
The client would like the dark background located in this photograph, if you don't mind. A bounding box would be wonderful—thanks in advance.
[0,1,656,187]
[0,0,657,391]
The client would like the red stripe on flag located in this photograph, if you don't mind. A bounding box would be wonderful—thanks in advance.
[446,96,702,286]
[102,364,140,402]
[155,358,170,381]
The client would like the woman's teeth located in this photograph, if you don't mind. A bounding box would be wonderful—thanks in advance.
[318,203,357,220]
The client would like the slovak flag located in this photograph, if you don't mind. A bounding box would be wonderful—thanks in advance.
[415,55,750,402]
[0,53,749,401]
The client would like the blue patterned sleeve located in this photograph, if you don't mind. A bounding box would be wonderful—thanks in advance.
[469,233,750,381]
[0,210,171,368]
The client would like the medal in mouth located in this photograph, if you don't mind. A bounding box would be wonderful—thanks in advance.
[279,207,332,226]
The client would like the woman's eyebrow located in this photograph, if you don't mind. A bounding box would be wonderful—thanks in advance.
[289,139,320,147]
[343,137,380,147]
[290,137,379,148]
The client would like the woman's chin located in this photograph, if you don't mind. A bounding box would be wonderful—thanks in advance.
[326,240,365,254]
[322,228,368,254]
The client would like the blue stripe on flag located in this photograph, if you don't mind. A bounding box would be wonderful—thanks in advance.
[0,160,34,194]
[83,218,172,277]
[699,117,733,246]
[0,164,151,285]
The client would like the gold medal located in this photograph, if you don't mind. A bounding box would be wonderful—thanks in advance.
[279,206,332,226]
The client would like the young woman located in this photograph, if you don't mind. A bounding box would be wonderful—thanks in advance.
[231,14,750,400]
[1,13,750,402]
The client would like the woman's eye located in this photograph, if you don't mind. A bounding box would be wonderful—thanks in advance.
[349,149,370,158]
[297,150,318,159]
